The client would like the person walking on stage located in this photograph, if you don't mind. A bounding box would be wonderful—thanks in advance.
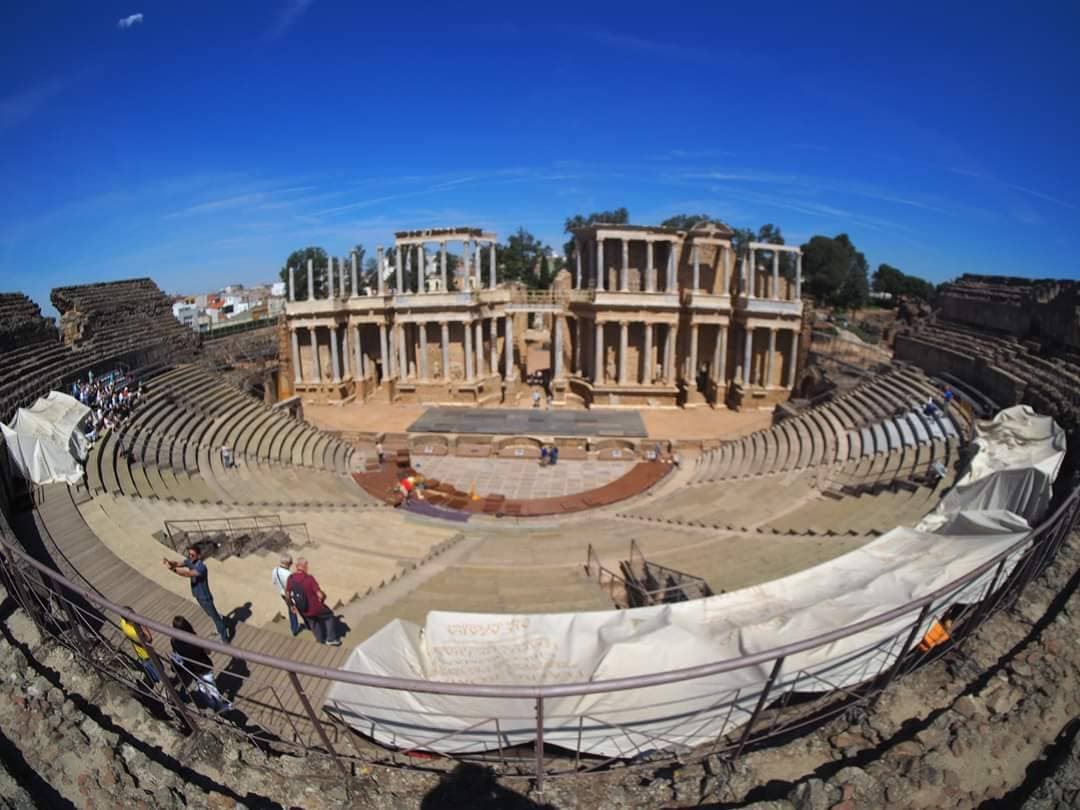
[163,545,231,643]
[286,558,341,646]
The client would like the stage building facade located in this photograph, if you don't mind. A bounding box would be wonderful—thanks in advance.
[282,222,805,411]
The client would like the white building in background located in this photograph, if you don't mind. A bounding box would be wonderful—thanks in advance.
[271,281,287,297]
[172,302,198,328]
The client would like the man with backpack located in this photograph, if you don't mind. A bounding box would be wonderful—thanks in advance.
[285,558,341,646]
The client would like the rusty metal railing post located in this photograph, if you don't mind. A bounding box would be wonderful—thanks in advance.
[0,545,47,634]
[131,620,198,733]
[534,696,546,794]
[732,656,784,762]
[287,671,349,781]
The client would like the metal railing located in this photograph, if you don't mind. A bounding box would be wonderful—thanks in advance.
[163,514,309,554]
[0,483,1077,793]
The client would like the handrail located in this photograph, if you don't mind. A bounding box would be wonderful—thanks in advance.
[2,483,1076,700]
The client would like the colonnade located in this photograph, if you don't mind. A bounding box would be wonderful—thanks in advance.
[573,237,680,292]
[742,244,803,300]
[394,238,496,294]
[737,325,799,389]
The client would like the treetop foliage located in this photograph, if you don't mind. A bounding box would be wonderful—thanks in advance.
[872,263,935,301]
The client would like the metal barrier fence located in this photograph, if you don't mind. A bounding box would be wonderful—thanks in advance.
[0,483,1077,793]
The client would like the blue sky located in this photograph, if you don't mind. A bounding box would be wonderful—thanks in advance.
[2,2,1078,313]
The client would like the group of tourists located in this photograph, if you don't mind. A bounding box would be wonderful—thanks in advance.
[73,371,142,445]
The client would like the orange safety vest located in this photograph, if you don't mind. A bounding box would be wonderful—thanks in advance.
[917,619,951,653]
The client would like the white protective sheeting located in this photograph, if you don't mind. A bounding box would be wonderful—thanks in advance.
[326,406,1065,757]
[1,391,91,485]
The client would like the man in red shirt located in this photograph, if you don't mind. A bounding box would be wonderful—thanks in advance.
[285,558,341,646]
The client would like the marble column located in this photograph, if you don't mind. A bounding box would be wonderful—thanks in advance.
[379,323,389,380]
[553,315,563,379]
[464,321,474,381]
[340,256,347,298]
[796,254,803,300]
[489,241,497,289]
[596,239,605,291]
[618,321,628,384]
[475,320,485,377]
[440,322,450,381]
[439,242,447,290]
[574,239,582,289]
[418,322,429,379]
[350,252,359,296]
[288,266,296,302]
[646,241,655,292]
[395,247,403,293]
[489,319,498,378]
[664,325,675,383]
[766,328,777,388]
[354,325,364,381]
[689,323,699,381]
[290,329,301,384]
[327,258,335,300]
[787,330,798,388]
[461,241,470,290]
[341,323,351,378]
[666,242,675,291]
[749,248,757,298]
[772,252,780,300]
[377,246,385,295]
[504,315,514,381]
[474,242,482,291]
[306,259,314,301]
[620,239,629,291]
[405,247,413,294]
[743,327,754,385]
[643,323,653,384]
[310,326,321,382]
[330,325,341,383]
[692,245,700,291]
[594,321,604,384]
[398,324,409,380]
[714,326,727,385]
[575,317,585,375]
[418,245,426,293]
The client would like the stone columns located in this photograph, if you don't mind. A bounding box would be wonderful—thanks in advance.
[350,252,358,296]
[341,323,351,378]
[474,243,482,290]
[418,322,429,379]
[620,239,629,292]
[646,241,655,292]
[291,329,301,384]
[766,328,777,387]
[787,330,798,388]
[660,240,669,291]
[327,258,335,300]
[689,323,699,381]
[464,321,474,381]
[461,241,470,290]
[594,321,604,384]
[306,259,314,301]
[395,247,403,293]
[743,327,753,385]
[354,325,365,380]
[772,252,779,299]
[741,255,751,298]
[330,325,341,383]
[575,317,584,375]
[340,256,347,298]
[618,321,628,384]
[489,319,498,378]
[377,246,385,295]
[475,321,485,377]
[553,315,563,379]
[309,326,321,382]
[418,245,426,292]
[720,247,728,294]
[664,325,675,383]
[596,239,605,291]
[379,323,389,380]
[489,241,497,289]
[796,254,803,300]
[399,324,410,380]
[574,239,582,289]
[643,323,653,384]
[441,322,450,381]
[714,326,726,385]
[692,245,700,291]
[439,242,447,290]
[288,266,296,302]
[504,315,514,381]
[749,248,757,298]
[405,248,413,294]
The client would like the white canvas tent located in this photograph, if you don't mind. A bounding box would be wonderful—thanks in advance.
[1,391,91,486]
[326,406,1066,756]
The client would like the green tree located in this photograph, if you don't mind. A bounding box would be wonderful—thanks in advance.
[500,228,554,289]
[872,263,934,301]
[800,233,869,309]
[280,247,329,300]
[563,207,630,259]
[659,213,713,229]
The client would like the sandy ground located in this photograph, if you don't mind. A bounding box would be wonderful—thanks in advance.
[303,400,772,440]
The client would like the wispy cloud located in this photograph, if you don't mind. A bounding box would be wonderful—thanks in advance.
[0,77,69,131]
[117,13,143,30]
[163,184,317,219]
[266,0,314,43]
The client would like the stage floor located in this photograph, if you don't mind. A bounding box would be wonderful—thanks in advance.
[407,407,648,437]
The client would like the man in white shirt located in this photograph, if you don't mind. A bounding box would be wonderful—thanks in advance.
[271,554,302,636]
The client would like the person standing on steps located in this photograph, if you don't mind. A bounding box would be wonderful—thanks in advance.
[271,553,302,636]
[163,545,231,644]
[285,558,341,646]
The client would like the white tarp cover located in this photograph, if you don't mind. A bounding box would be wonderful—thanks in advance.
[1,391,91,485]
[327,406,1065,757]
